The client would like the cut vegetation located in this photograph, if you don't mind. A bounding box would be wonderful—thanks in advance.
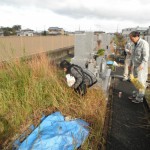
[145,67,150,106]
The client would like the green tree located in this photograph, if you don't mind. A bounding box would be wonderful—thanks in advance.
[2,27,12,36]
[12,25,21,31]
[1,25,22,36]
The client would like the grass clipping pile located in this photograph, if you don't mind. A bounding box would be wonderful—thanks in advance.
[0,55,107,150]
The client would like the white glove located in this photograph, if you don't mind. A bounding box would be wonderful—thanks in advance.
[66,74,76,87]
[125,49,130,52]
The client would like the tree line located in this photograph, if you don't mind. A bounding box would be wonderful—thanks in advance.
[0,25,48,36]
[0,25,21,36]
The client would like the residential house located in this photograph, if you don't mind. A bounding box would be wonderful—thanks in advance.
[122,26,148,41]
[122,27,137,41]
[144,26,150,36]
[65,31,75,35]
[136,27,148,35]
[48,27,65,35]
[144,26,150,60]
[0,31,4,36]
[75,31,85,34]
[17,28,34,36]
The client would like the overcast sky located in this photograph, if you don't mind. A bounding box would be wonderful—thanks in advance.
[0,0,150,32]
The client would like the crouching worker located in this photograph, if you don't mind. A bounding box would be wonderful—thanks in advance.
[60,60,97,96]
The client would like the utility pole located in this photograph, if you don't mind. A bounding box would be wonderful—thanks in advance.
[117,24,119,33]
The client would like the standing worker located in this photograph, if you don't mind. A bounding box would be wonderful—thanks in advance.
[128,31,149,103]
[123,42,132,81]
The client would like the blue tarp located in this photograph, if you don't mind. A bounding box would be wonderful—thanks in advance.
[17,112,89,150]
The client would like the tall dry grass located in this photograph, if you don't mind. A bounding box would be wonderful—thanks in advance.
[0,54,107,149]
[145,67,150,104]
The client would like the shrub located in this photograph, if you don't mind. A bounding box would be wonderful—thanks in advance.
[97,49,105,56]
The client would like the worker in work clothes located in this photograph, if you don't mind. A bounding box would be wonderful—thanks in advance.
[128,31,149,103]
[123,42,132,81]
[60,60,97,96]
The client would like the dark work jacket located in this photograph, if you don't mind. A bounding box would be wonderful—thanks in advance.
[67,64,97,89]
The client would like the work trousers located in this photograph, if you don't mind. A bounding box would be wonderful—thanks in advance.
[123,58,131,79]
[132,63,148,100]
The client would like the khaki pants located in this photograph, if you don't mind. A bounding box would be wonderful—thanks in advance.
[123,58,131,79]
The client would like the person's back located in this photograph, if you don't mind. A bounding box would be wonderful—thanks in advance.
[60,60,97,95]
[82,68,97,87]
[69,64,84,90]
[69,64,97,88]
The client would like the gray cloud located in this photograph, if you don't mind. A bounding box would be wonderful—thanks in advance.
[52,5,150,24]
[0,0,150,24]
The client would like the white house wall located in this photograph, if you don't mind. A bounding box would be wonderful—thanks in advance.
[17,31,33,36]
